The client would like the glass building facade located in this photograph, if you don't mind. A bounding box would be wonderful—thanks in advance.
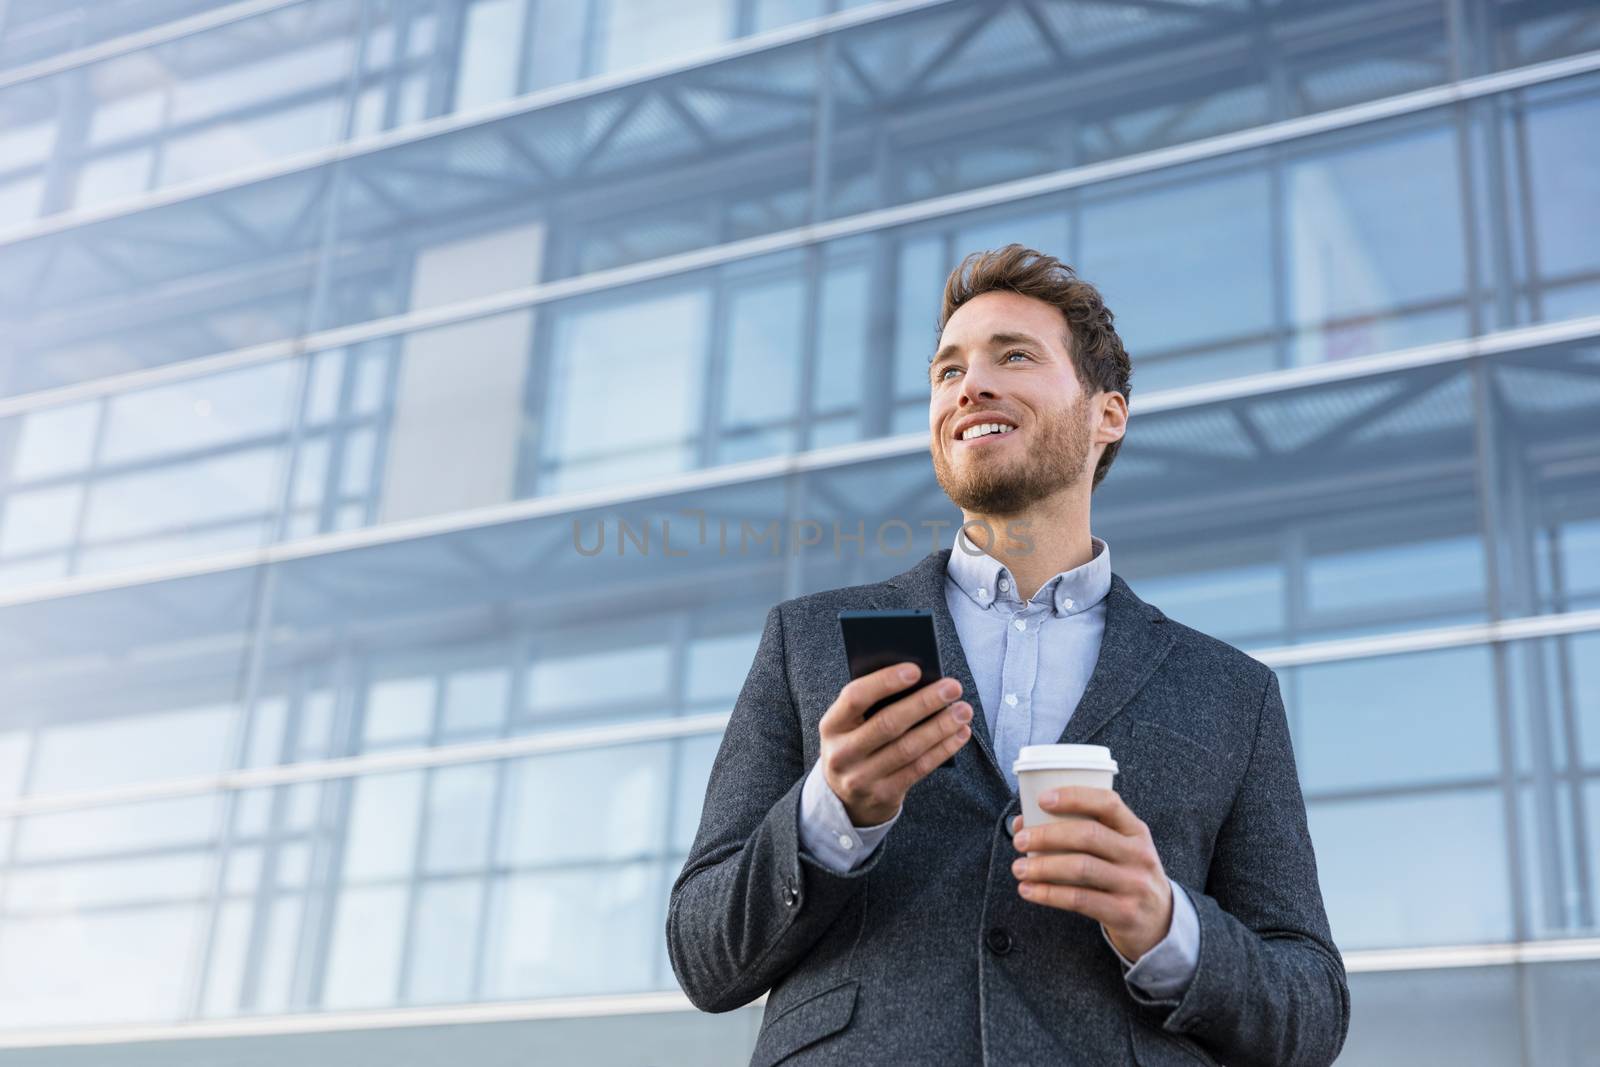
[0,0,1597,1061]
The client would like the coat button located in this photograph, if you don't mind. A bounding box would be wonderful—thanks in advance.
[985,927,1012,955]
[782,881,799,907]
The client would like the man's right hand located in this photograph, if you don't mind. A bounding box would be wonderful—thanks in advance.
[818,663,974,827]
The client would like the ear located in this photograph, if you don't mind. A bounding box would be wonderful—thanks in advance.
[1096,390,1128,444]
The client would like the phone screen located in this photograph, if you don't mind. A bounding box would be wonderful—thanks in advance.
[837,609,957,770]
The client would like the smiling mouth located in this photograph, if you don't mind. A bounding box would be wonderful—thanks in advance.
[956,424,1019,446]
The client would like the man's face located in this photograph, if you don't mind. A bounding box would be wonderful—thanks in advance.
[928,289,1096,517]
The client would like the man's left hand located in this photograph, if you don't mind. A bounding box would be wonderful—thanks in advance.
[1010,786,1173,961]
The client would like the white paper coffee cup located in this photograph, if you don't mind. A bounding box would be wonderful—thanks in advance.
[1013,744,1119,858]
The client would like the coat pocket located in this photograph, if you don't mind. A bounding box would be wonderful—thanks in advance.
[1128,1019,1223,1067]
[749,978,858,1067]
[1131,718,1219,770]
[1124,719,1227,886]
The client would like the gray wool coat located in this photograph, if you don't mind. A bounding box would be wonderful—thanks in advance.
[666,547,1351,1066]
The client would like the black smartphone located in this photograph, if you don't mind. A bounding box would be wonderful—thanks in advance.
[837,609,958,770]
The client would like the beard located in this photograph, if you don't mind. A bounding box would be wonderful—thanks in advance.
[932,393,1093,517]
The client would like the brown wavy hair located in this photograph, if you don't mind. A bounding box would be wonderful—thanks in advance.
[938,243,1132,491]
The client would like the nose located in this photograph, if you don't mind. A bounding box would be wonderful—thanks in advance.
[957,369,998,406]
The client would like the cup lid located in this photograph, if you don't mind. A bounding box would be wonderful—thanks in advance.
[1012,743,1118,774]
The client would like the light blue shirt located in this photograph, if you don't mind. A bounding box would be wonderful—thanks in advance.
[798,530,1200,1001]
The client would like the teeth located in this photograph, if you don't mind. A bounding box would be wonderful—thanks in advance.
[961,422,1016,441]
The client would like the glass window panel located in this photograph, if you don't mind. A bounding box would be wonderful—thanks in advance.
[893,235,948,398]
[442,666,510,734]
[672,733,722,853]
[86,88,165,146]
[1522,82,1600,313]
[29,703,237,794]
[160,98,345,186]
[364,676,436,745]
[168,38,354,126]
[410,224,544,313]
[1513,778,1587,941]
[0,119,55,170]
[1129,562,1284,646]
[396,71,430,125]
[423,764,496,873]
[0,555,67,587]
[305,349,346,425]
[297,689,338,760]
[74,147,155,207]
[5,854,215,911]
[341,772,423,881]
[1566,633,1600,769]
[456,0,527,111]
[243,695,288,769]
[720,274,804,453]
[685,631,759,704]
[201,899,252,1017]
[1343,966,1523,1067]
[353,348,389,415]
[951,209,1069,265]
[0,175,42,227]
[276,842,312,888]
[82,448,282,542]
[340,425,376,496]
[254,893,306,1012]
[545,288,709,492]
[0,484,82,557]
[15,795,219,862]
[484,859,659,998]
[224,846,264,894]
[1081,170,1275,385]
[752,0,825,32]
[815,254,870,417]
[285,781,326,832]
[526,0,587,91]
[1104,361,1486,645]
[408,878,482,1004]
[498,743,670,866]
[408,12,439,59]
[78,520,272,575]
[322,884,407,1009]
[101,362,297,465]
[1309,788,1512,951]
[1290,647,1499,795]
[1588,781,1600,932]
[1287,124,1468,363]
[596,0,731,74]
[1546,518,1600,611]
[0,730,31,796]
[1305,532,1485,621]
[0,904,207,1027]
[526,643,671,714]
[233,789,274,838]
[10,402,98,481]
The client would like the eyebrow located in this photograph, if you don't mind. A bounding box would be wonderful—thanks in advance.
[930,331,1047,368]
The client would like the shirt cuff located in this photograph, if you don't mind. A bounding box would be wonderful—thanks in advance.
[796,758,900,873]
[1101,876,1200,1001]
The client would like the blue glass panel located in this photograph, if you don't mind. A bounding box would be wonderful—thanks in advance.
[1289,647,1499,795]
[1309,787,1512,950]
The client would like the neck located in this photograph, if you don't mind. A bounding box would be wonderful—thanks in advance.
[958,484,1094,603]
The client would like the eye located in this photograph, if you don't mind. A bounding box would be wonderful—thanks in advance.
[1004,350,1031,363]
[936,365,961,382]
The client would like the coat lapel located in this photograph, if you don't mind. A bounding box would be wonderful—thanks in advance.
[872,551,1177,789]
[872,549,1005,786]
[1055,572,1176,746]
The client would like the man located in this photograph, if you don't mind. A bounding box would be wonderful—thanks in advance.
[666,244,1349,1065]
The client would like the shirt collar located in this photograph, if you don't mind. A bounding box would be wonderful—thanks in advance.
[946,528,1111,618]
